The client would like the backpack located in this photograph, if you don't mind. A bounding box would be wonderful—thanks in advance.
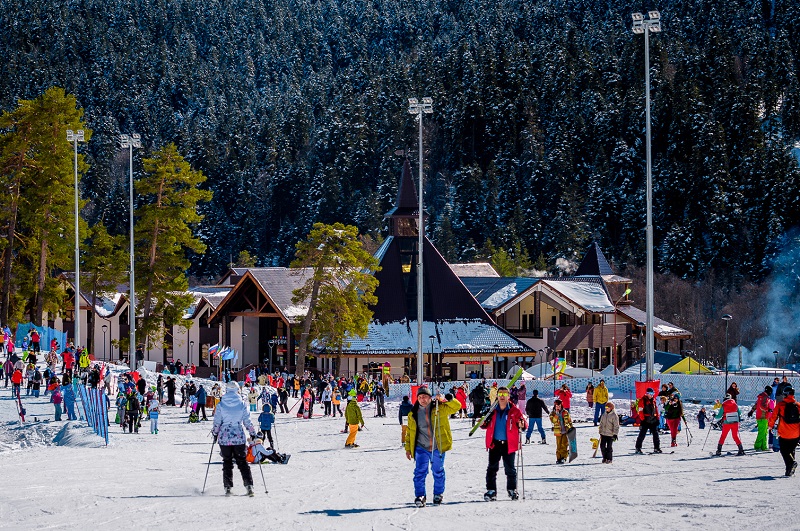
[783,402,800,424]
[246,445,256,463]
[127,395,140,411]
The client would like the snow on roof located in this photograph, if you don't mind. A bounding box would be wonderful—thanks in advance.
[339,319,530,354]
[482,282,519,309]
[448,263,499,277]
[94,293,123,318]
[284,305,309,319]
[542,279,614,312]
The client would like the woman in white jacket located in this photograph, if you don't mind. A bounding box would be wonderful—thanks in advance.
[211,382,258,496]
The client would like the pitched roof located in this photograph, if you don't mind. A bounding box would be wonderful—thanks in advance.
[460,277,540,311]
[575,242,615,277]
[209,268,312,325]
[449,263,499,278]
[616,306,692,339]
[541,277,615,313]
[383,159,419,218]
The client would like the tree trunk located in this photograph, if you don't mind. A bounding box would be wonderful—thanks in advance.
[1,172,22,326]
[33,224,49,327]
[142,176,165,343]
[297,277,321,367]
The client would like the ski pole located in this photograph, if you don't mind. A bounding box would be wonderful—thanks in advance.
[273,423,279,451]
[701,423,713,451]
[518,430,525,500]
[202,435,217,494]
[258,461,268,494]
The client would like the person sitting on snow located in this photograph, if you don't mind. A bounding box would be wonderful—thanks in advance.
[250,438,290,464]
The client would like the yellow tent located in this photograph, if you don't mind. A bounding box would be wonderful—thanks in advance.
[661,357,712,374]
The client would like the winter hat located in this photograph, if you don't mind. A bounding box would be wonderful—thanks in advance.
[786,387,795,396]
[227,381,240,392]
[532,390,539,397]
[553,399,562,406]
[605,401,615,410]
[765,386,773,394]
[417,386,432,397]
[645,388,655,394]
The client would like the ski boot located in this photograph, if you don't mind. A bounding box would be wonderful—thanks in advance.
[281,454,291,465]
[556,458,565,464]
[788,462,798,477]
[736,444,745,456]
[508,489,519,500]
[715,444,723,456]
[653,448,663,454]
[484,490,497,502]
[634,448,644,455]
[671,439,677,447]
[225,487,232,497]
[433,494,443,505]
[525,438,530,444]
[539,439,547,445]
[246,485,255,497]
[414,496,426,508]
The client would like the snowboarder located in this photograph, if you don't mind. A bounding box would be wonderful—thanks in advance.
[634,388,662,454]
[715,393,745,456]
[769,386,799,476]
[524,389,550,444]
[211,381,258,496]
[748,386,773,451]
[345,390,365,448]
[405,386,460,506]
[480,386,527,501]
[598,401,620,463]
[549,398,573,464]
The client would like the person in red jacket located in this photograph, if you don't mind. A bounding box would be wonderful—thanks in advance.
[769,386,800,476]
[480,386,528,501]
[748,386,774,451]
[555,384,572,411]
[715,393,744,456]
[62,349,75,377]
[10,368,23,396]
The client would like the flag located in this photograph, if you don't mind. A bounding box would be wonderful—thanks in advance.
[208,344,220,358]
[221,347,235,361]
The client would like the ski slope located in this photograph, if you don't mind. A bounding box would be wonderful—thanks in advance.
[0,380,781,530]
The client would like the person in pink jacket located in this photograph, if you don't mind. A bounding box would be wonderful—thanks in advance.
[480,387,528,501]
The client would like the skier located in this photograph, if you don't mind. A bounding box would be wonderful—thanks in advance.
[697,406,709,430]
[212,381,258,497]
[469,381,487,426]
[715,393,745,456]
[257,403,275,448]
[769,386,799,476]
[593,380,609,426]
[664,394,684,447]
[549,399,573,464]
[524,389,550,444]
[344,390,365,448]
[598,401,620,463]
[480,386,527,501]
[634,388,662,454]
[278,386,290,413]
[748,386,773,451]
[398,395,413,446]
[405,386,460,506]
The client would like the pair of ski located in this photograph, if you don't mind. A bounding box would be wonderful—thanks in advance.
[468,368,525,437]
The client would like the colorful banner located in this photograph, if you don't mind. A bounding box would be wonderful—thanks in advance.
[77,386,109,445]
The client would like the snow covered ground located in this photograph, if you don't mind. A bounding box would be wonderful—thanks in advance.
[0,378,784,530]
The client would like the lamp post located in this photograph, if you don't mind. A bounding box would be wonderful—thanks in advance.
[612,288,632,374]
[538,348,545,379]
[722,314,732,391]
[241,333,247,371]
[429,335,436,383]
[549,327,559,396]
[101,324,108,363]
[190,340,194,367]
[365,343,371,379]
[773,350,779,369]
[632,11,661,382]
[120,133,141,366]
[589,349,595,379]
[67,129,86,350]
[408,96,433,387]
[637,322,645,382]
[268,339,276,375]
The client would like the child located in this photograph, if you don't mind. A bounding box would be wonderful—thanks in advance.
[697,407,708,429]
[149,398,160,434]
[257,404,275,448]
[248,388,259,412]
[250,438,290,464]
[52,388,63,421]
[548,399,572,464]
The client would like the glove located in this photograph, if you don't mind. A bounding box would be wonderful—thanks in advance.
[747,411,753,418]
[613,435,618,441]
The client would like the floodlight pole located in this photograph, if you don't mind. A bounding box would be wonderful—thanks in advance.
[120,133,141,367]
[722,314,732,391]
[67,129,85,351]
[408,97,433,386]
[632,11,661,382]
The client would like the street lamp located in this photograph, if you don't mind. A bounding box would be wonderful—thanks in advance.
[241,333,247,371]
[101,324,108,363]
[67,129,86,350]
[429,335,436,382]
[408,96,433,387]
[268,339,276,375]
[773,350,779,368]
[632,10,661,382]
[549,327,559,396]
[722,314,732,391]
[538,348,545,379]
[589,349,596,379]
[120,133,141,367]
[637,322,646,382]
[189,340,194,367]
[365,343,371,379]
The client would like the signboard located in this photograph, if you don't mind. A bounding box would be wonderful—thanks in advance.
[462,360,489,365]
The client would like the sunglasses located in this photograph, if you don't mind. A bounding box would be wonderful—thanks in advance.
[497,392,510,397]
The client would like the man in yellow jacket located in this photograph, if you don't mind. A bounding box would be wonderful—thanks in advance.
[345,390,364,448]
[404,386,460,507]
[592,380,609,426]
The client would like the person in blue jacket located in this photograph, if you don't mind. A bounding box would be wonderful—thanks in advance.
[61,374,77,420]
[258,403,275,448]
[196,385,208,420]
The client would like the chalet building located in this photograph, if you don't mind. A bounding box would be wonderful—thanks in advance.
[460,242,693,375]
